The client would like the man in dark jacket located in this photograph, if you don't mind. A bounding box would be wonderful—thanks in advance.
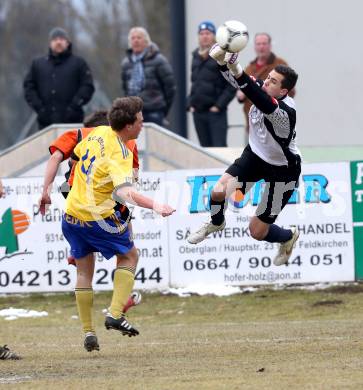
[24,27,95,130]
[121,27,176,126]
[187,21,236,147]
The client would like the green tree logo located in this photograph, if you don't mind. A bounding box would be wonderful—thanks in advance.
[0,208,30,255]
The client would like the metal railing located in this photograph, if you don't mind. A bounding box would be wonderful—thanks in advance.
[0,122,230,177]
[16,113,38,144]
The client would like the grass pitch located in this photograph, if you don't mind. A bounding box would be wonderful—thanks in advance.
[1,285,363,389]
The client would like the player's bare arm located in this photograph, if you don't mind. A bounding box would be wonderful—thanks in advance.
[115,186,175,217]
[39,149,63,215]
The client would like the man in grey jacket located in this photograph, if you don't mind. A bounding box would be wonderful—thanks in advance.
[121,27,176,126]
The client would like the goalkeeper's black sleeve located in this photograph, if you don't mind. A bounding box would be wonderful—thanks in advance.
[235,72,278,114]
[218,65,278,115]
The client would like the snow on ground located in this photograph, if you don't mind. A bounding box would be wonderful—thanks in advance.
[0,282,356,305]
[162,282,353,297]
[163,284,257,297]
[0,308,48,321]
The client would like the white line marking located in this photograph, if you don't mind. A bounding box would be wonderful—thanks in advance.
[32,335,354,349]
[0,376,32,384]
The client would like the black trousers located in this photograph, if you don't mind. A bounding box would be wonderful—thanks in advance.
[193,110,228,147]
[143,109,165,126]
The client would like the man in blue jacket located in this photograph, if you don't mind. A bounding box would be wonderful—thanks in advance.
[24,28,95,130]
[187,21,236,147]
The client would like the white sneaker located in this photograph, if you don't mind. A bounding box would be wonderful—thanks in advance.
[273,227,300,266]
[187,220,226,244]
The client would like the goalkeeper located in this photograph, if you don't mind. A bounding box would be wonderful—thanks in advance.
[188,44,301,266]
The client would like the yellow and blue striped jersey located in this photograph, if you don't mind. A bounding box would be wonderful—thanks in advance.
[65,126,133,221]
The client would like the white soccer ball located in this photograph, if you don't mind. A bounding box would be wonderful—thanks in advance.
[216,20,249,53]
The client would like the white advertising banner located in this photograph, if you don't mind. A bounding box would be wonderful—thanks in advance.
[0,173,169,293]
[0,162,355,293]
[167,163,355,286]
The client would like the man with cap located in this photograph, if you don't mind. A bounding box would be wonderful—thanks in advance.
[24,27,95,130]
[187,21,236,147]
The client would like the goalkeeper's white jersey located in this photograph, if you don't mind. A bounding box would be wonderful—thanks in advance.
[219,65,301,167]
[249,95,301,166]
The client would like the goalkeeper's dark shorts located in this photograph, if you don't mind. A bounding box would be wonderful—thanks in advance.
[225,144,301,224]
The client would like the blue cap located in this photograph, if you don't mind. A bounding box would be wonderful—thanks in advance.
[198,21,216,35]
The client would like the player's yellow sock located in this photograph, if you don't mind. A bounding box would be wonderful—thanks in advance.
[75,288,94,333]
[109,266,135,319]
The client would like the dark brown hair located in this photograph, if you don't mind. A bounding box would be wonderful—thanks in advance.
[274,64,298,91]
[83,110,109,127]
[108,97,143,131]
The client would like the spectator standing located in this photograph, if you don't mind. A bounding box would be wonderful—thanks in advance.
[121,27,176,126]
[24,27,95,130]
[187,21,236,147]
[237,33,292,132]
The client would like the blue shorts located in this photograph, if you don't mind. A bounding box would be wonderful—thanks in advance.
[62,213,134,260]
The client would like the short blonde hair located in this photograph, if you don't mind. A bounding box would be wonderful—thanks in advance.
[128,27,151,48]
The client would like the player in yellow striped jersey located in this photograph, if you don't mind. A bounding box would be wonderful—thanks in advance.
[62,97,175,352]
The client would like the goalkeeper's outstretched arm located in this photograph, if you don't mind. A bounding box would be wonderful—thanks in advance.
[209,44,278,115]
[219,63,278,115]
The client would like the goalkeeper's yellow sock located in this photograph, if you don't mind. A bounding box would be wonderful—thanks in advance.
[75,288,94,333]
[109,266,135,319]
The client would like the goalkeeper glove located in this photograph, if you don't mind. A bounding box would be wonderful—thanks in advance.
[225,52,243,78]
[209,43,227,65]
